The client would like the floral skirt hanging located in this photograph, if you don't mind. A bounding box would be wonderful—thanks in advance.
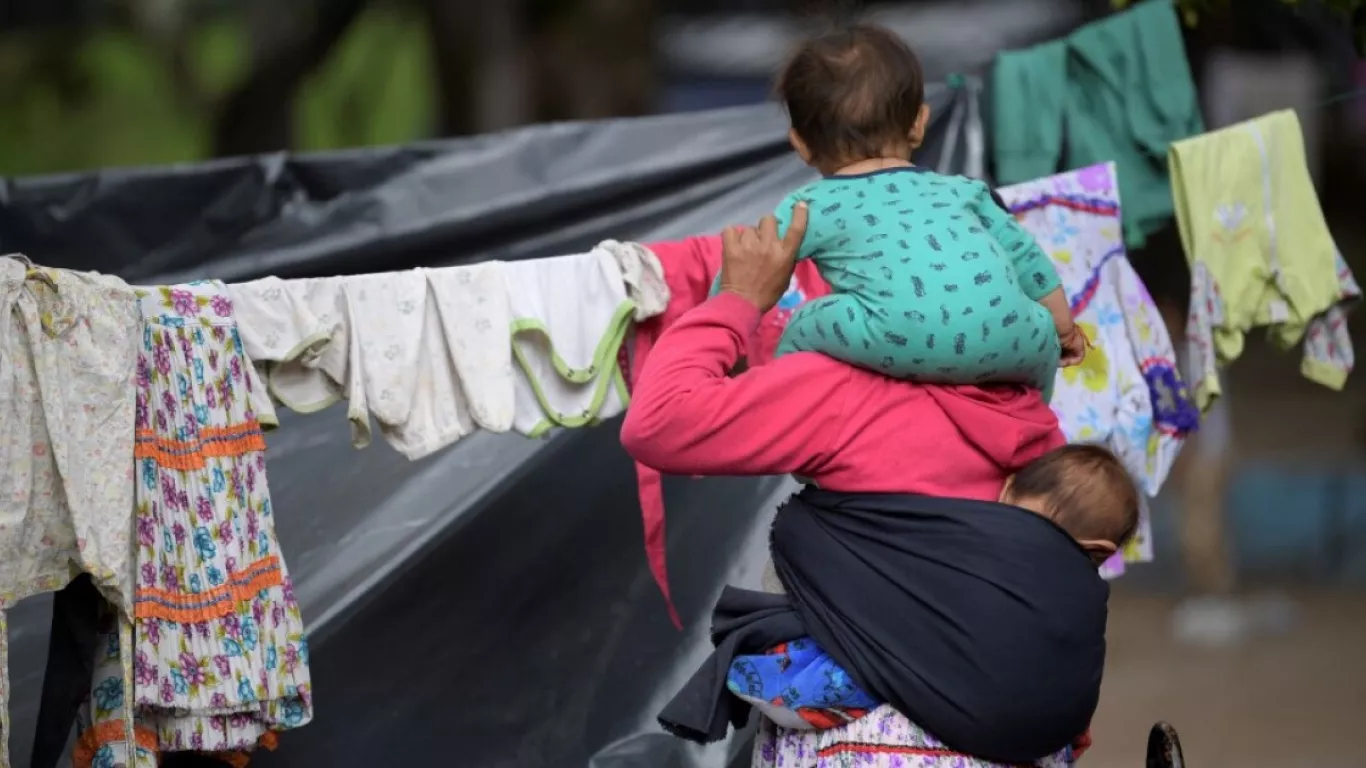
[76,281,312,767]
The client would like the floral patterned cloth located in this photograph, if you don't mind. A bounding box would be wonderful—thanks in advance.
[73,280,312,767]
[0,256,142,768]
[998,162,1199,568]
[753,704,1082,768]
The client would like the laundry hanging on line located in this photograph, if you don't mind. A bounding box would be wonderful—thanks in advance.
[226,241,670,459]
[992,0,1204,249]
[1,262,314,768]
[997,161,1201,577]
[1168,108,1360,411]
[0,257,143,768]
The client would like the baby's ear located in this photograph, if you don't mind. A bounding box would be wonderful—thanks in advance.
[788,129,813,165]
[997,475,1016,503]
[909,103,931,148]
[1079,539,1118,566]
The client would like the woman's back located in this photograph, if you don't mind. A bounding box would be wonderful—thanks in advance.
[621,292,1067,498]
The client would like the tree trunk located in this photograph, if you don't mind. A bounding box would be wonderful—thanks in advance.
[529,0,658,124]
[423,0,479,137]
[211,0,370,157]
[472,0,531,133]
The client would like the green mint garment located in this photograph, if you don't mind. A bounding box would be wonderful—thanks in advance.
[772,166,1062,402]
[992,0,1204,248]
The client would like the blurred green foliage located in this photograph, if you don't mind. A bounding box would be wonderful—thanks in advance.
[0,4,433,176]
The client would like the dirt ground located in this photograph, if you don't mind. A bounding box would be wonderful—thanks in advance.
[1083,592,1366,767]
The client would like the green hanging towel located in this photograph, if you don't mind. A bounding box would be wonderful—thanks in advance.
[992,0,1204,248]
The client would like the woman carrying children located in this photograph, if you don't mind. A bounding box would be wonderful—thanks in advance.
[622,24,1138,768]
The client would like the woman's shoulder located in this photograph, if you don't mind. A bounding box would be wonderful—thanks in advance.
[758,349,881,397]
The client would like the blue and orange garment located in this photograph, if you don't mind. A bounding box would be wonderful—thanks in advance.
[726,638,877,730]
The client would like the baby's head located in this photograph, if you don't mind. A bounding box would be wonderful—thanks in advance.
[1000,444,1141,566]
[776,24,928,174]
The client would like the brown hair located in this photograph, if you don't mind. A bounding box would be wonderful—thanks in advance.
[1010,444,1140,549]
[775,24,926,168]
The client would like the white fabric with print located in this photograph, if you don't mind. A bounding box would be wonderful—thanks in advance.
[228,276,346,418]
[338,270,428,448]
[374,264,516,460]
[424,263,516,435]
[0,256,142,768]
[229,248,659,449]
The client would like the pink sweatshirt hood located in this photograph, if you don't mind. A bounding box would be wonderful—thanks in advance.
[924,385,1066,473]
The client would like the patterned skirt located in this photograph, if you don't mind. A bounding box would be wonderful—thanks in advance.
[752,706,1079,768]
[75,281,312,766]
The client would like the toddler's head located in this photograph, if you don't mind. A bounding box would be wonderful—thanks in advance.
[776,24,928,174]
[1000,444,1140,566]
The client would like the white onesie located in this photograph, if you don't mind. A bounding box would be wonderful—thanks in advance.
[375,264,516,460]
[504,248,636,437]
[228,276,347,416]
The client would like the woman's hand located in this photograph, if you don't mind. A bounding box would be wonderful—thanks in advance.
[718,202,809,312]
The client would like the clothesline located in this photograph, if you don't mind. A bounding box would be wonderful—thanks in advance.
[1305,85,1366,110]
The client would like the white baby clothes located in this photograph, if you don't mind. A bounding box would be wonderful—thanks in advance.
[234,265,520,459]
[228,243,663,451]
[505,249,636,437]
[597,239,671,321]
[337,270,428,449]
[424,263,516,434]
[376,264,517,460]
[228,276,348,417]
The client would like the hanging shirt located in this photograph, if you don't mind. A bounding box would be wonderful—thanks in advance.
[997,162,1199,512]
[1168,109,1359,409]
[0,256,142,768]
[504,249,636,438]
[992,0,1204,247]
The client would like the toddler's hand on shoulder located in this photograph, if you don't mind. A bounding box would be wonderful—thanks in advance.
[1059,324,1090,367]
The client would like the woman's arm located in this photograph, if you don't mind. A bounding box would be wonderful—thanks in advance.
[620,291,850,477]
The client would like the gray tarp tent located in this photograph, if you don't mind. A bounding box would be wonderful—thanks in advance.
[3,79,998,767]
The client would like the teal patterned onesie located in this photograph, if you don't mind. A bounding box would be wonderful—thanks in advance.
[773,167,1062,400]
